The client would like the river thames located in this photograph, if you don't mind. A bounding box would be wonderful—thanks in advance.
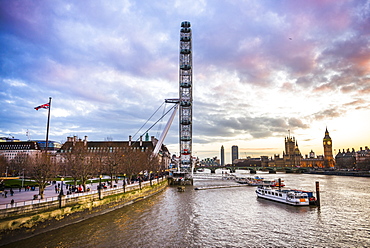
[5,171,370,247]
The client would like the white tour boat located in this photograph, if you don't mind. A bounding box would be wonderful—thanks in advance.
[255,186,311,206]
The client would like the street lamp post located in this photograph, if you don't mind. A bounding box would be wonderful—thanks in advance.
[98,175,102,200]
[123,174,126,193]
[60,177,64,196]
[149,171,153,186]
[139,172,142,190]
[22,169,25,188]
[58,177,65,209]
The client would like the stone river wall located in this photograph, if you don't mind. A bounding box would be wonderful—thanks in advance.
[0,178,168,244]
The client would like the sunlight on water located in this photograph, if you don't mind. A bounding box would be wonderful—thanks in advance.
[4,174,370,247]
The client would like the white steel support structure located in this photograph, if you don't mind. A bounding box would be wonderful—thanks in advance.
[152,103,179,156]
[179,21,193,173]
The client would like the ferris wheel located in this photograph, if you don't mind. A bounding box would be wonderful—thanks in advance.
[178,21,193,173]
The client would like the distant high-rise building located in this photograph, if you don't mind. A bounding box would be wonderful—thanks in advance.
[221,145,225,166]
[231,145,238,164]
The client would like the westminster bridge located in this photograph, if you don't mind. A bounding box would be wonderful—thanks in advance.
[194,165,310,174]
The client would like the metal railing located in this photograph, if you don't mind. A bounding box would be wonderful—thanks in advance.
[0,177,165,210]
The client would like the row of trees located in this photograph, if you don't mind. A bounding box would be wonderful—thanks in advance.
[0,146,165,199]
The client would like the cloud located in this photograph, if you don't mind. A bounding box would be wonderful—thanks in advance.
[0,0,369,160]
[194,111,310,143]
[343,99,366,107]
[288,118,309,129]
[313,108,342,121]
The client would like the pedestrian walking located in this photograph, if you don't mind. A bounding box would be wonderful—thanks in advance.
[10,188,14,196]
[11,199,14,205]
[4,191,7,198]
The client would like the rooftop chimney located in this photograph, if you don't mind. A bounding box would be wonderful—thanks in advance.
[151,136,158,146]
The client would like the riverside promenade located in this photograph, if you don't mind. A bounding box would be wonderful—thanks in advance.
[0,177,168,247]
[0,179,138,210]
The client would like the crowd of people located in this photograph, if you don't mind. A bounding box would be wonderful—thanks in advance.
[1,172,167,206]
[54,182,90,195]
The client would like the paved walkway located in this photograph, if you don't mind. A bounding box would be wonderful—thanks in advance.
[0,179,123,206]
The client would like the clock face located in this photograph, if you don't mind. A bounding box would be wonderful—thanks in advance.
[327,141,331,145]
[323,141,326,145]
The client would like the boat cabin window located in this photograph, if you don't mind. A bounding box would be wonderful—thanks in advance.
[288,193,295,199]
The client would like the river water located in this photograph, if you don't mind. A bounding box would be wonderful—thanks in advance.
[5,171,370,247]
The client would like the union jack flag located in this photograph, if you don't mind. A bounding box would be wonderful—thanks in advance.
[34,103,50,110]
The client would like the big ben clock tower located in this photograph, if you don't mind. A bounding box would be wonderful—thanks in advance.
[323,128,335,168]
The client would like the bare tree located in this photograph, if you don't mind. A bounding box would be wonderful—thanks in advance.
[121,148,143,184]
[0,155,9,190]
[0,155,9,177]
[62,144,94,192]
[9,153,32,188]
[139,150,160,185]
[103,146,124,187]
[93,148,106,177]
[27,153,56,199]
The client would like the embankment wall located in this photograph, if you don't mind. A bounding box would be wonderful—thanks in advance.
[0,179,168,245]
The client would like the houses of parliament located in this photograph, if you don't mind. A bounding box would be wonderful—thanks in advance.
[236,128,368,170]
[267,128,335,168]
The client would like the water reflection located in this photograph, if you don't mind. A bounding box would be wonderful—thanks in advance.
[3,173,370,247]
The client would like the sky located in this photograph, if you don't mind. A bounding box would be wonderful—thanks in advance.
[1,0,369,164]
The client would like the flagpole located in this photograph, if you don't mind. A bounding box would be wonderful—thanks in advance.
[45,97,52,153]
